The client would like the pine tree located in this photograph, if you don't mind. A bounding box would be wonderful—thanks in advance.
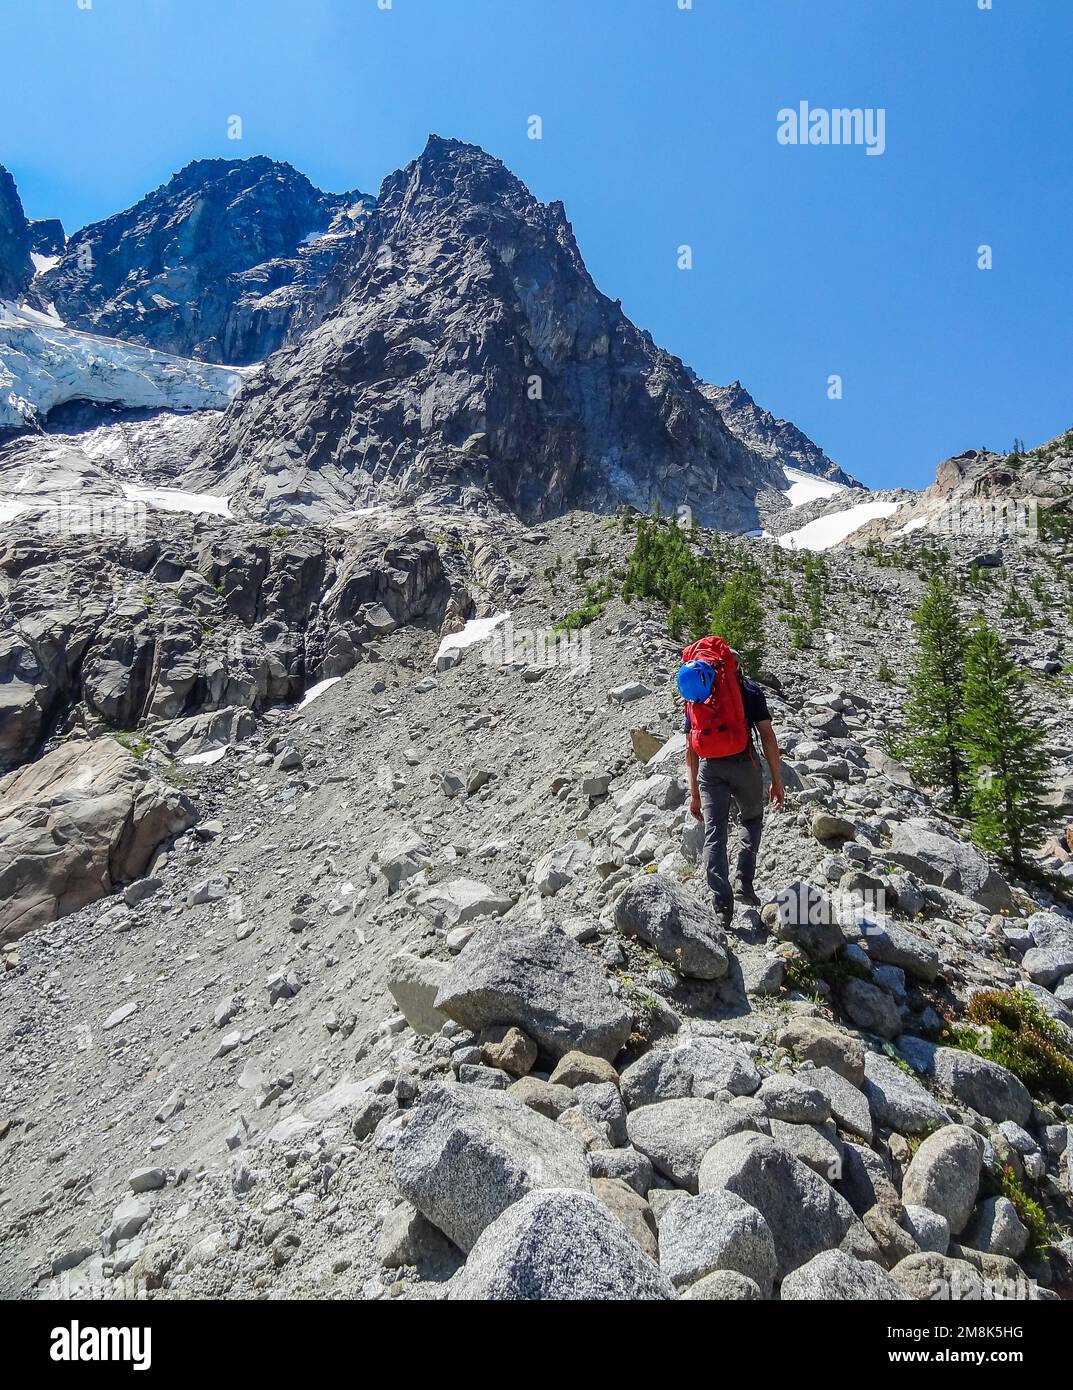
[901,572,969,808]
[710,574,765,673]
[960,617,1052,871]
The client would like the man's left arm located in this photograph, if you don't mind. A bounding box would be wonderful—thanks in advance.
[756,719,784,809]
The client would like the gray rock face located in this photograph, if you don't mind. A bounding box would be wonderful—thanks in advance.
[0,736,196,941]
[613,874,730,980]
[394,1083,590,1253]
[774,881,844,960]
[31,157,373,364]
[901,1204,950,1255]
[0,164,33,302]
[862,1050,950,1136]
[805,1066,873,1141]
[197,137,784,527]
[889,819,1011,910]
[756,1073,830,1125]
[901,1125,983,1235]
[657,1189,778,1293]
[449,1189,675,1300]
[698,1131,863,1278]
[626,1098,756,1192]
[1022,944,1073,988]
[781,1249,910,1300]
[28,218,66,258]
[106,1196,152,1251]
[836,1141,899,1218]
[891,1251,988,1300]
[701,380,861,488]
[0,508,448,771]
[679,1270,762,1300]
[1026,910,1073,954]
[620,1036,761,1109]
[895,1037,1032,1126]
[841,977,902,1039]
[434,922,631,1062]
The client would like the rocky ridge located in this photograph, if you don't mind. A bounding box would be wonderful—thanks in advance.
[702,380,861,489]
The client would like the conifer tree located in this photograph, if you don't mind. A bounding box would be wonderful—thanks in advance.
[960,617,1052,871]
[711,574,765,673]
[901,572,969,808]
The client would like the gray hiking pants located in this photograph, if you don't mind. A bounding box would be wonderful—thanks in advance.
[698,749,764,912]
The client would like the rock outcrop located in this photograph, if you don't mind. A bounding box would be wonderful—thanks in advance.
[0,736,196,941]
[0,500,449,770]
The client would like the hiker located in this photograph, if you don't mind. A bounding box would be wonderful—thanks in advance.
[678,636,784,920]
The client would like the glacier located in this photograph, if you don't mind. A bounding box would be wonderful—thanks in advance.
[0,300,247,430]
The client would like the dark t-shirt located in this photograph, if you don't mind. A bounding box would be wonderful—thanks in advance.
[682,676,772,738]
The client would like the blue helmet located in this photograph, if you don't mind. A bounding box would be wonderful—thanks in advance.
[677,660,716,703]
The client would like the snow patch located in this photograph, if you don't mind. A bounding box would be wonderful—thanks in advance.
[778,501,902,552]
[435,612,510,663]
[296,677,342,710]
[782,465,849,509]
[121,483,231,518]
[30,253,61,278]
[0,498,33,526]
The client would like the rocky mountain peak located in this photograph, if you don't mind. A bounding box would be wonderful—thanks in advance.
[29,157,375,364]
[192,139,783,527]
[28,219,66,259]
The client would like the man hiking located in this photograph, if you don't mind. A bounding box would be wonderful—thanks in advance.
[678,635,784,922]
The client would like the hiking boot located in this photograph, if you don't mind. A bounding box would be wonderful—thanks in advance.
[735,884,761,908]
[713,897,734,930]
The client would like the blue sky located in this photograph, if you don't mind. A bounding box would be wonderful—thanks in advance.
[5,0,1071,490]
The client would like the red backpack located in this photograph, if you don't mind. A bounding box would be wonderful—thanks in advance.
[682,636,749,758]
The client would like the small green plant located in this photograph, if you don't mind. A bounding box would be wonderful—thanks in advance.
[881,1042,917,1078]
[113,731,151,757]
[270,526,289,540]
[783,955,817,996]
[998,1165,1050,1252]
[553,577,616,630]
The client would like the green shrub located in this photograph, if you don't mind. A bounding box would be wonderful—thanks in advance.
[948,989,1073,1101]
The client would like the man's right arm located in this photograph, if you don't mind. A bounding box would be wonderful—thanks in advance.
[686,744,702,820]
